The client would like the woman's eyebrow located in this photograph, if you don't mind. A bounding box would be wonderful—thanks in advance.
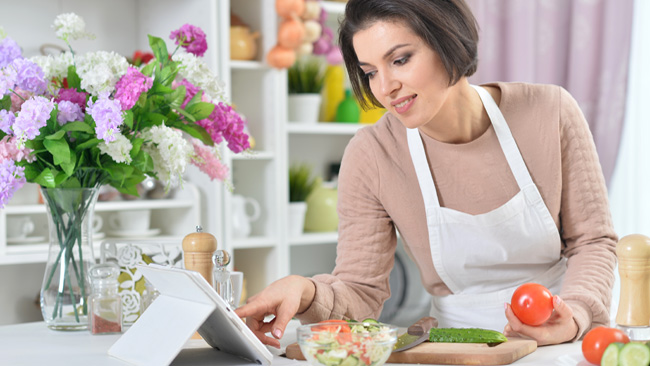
[358,44,410,66]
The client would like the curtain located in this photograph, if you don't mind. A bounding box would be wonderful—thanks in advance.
[466,0,634,185]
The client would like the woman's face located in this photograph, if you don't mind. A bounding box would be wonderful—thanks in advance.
[353,20,452,129]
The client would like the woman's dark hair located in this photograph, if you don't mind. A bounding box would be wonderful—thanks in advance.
[339,0,479,109]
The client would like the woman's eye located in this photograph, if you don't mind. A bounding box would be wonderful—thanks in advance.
[394,55,410,65]
[364,71,376,79]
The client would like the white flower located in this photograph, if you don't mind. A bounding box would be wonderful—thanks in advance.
[52,13,94,42]
[76,51,128,96]
[30,52,74,81]
[172,52,225,102]
[98,133,133,164]
[141,123,192,189]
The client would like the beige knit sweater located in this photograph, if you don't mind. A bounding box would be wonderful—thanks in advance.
[296,82,617,340]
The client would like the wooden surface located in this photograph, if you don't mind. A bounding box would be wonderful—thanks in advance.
[285,338,537,365]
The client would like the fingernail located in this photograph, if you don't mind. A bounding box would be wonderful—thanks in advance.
[504,302,508,310]
[273,329,282,339]
[554,295,562,305]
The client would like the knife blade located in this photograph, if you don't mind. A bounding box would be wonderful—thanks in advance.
[392,316,438,352]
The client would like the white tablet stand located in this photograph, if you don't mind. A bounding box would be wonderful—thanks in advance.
[108,264,272,366]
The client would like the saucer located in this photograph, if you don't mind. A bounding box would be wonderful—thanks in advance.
[7,236,46,244]
[93,232,106,240]
[108,228,161,238]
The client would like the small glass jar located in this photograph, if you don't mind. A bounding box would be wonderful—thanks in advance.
[88,263,122,335]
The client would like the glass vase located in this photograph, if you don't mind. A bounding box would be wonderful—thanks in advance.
[40,187,99,330]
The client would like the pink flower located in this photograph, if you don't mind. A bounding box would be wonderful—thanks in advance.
[55,88,88,112]
[190,139,228,181]
[196,102,250,154]
[0,136,35,162]
[10,87,34,113]
[170,24,208,57]
[114,67,153,110]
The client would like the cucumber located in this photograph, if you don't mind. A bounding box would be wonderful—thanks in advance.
[601,342,624,366]
[428,328,507,344]
[618,342,650,366]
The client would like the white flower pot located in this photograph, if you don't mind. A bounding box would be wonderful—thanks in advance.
[288,94,322,123]
[288,201,308,237]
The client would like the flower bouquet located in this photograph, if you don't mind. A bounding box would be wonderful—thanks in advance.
[0,13,248,329]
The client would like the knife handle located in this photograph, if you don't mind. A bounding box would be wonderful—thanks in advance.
[407,316,438,336]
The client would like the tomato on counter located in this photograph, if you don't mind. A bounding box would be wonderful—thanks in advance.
[510,283,554,326]
[581,326,630,365]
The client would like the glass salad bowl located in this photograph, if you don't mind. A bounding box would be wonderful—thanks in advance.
[297,320,398,366]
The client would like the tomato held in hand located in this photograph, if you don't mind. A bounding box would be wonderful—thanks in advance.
[510,283,554,326]
[581,327,630,365]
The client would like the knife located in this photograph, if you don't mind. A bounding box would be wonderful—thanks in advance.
[392,316,438,352]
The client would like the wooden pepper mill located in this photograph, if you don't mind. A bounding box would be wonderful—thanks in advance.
[616,234,650,340]
[182,226,217,288]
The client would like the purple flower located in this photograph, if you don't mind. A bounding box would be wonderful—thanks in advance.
[0,109,15,134]
[0,65,17,95]
[170,24,207,57]
[57,100,83,125]
[0,37,22,69]
[11,58,46,95]
[87,96,123,142]
[0,159,25,208]
[114,67,153,110]
[55,88,88,112]
[13,96,54,144]
[197,102,250,153]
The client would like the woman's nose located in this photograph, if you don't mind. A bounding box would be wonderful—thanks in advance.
[379,72,400,97]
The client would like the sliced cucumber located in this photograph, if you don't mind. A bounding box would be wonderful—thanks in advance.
[600,342,624,366]
[429,328,507,344]
[619,342,650,366]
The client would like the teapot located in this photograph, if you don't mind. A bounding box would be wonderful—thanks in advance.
[231,195,261,238]
[230,26,260,61]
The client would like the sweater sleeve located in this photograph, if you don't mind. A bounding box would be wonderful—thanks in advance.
[556,87,618,340]
[296,128,397,323]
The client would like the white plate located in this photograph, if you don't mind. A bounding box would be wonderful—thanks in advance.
[108,228,161,238]
[7,236,46,244]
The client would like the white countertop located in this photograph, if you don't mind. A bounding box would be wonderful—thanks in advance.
[0,321,588,366]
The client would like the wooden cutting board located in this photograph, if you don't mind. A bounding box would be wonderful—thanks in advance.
[285,338,537,365]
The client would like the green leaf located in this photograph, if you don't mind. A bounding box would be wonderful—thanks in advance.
[151,82,174,95]
[159,62,178,86]
[76,138,100,150]
[123,109,134,129]
[132,149,154,172]
[47,107,58,131]
[141,62,156,77]
[45,129,67,140]
[67,65,81,90]
[148,35,169,67]
[44,138,71,165]
[60,150,76,176]
[34,168,56,188]
[166,85,186,109]
[185,102,215,121]
[62,121,94,134]
[59,177,81,189]
[176,108,196,122]
[143,112,167,126]
[0,94,10,110]
[169,121,213,146]
[185,90,203,108]
[130,138,144,157]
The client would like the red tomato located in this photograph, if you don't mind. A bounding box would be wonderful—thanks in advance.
[581,327,630,365]
[313,319,351,333]
[510,283,554,326]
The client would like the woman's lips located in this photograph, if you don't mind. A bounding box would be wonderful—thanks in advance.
[392,95,416,114]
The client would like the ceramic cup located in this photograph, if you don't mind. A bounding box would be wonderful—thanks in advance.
[108,209,150,233]
[6,215,35,239]
[230,271,244,308]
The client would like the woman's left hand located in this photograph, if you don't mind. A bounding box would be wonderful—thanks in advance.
[504,295,579,346]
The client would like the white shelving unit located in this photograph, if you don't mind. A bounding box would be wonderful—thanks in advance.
[0,0,357,304]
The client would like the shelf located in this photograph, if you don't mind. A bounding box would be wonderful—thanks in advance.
[289,232,338,245]
[287,123,367,135]
[232,150,275,160]
[231,236,278,249]
[321,1,347,15]
[229,60,269,70]
[2,199,194,215]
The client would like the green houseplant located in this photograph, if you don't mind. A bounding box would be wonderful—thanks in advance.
[287,57,325,123]
[288,163,320,236]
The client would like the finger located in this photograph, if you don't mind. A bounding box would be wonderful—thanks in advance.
[504,303,533,336]
[271,302,299,339]
[235,301,268,319]
[552,295,574,320]
[252,330,281,348]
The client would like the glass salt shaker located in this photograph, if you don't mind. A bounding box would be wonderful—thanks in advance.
[213,249,234,307]
[88,263,122,335]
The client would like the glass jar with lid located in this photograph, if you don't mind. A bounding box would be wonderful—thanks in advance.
[88,263,122,334]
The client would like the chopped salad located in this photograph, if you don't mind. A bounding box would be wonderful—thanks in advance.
[298,319,397,366]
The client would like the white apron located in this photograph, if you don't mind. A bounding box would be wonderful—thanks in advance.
[406,84,566,331]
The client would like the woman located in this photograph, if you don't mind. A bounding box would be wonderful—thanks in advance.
[235,0,617,347]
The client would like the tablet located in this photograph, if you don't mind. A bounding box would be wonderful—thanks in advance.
[108,264,273,366]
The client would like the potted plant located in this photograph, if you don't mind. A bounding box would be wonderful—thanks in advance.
[288,163,320,236]
[287,57,325,123]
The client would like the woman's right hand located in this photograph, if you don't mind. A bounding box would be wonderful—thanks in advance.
[234,275,316,348]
